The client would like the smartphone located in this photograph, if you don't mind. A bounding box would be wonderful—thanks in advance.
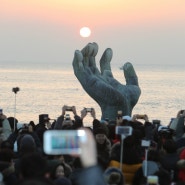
[115,126,132,136]
[65,114,71,120]
[147,175,159,185]
[43,130,87,155]
[141,140,151,147]
[138,114,145,119]
[85,108,92,112]
[65,106,73,111]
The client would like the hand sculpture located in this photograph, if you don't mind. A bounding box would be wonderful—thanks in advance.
[72,42,141,121]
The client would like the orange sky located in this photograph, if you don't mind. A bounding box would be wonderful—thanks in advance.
[1,0,185,27]
[0,0,185,65]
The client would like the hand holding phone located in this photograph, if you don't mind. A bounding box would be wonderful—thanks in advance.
[43,128,98,168]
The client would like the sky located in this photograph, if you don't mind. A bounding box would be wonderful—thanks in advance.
[0,0,185,66]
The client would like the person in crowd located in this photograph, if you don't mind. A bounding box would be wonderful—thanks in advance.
[132,149,161,185]
[0,140,14,151]
[47,155,72,178]
[103,167,124,185]
[28,121,36,132]
[5,125,105,185]
[7,122,42,156]
[75,128,107,185]
[35,114,51,145]
[7,117,18,132]
[177,147,185,182]
[45,154,72,182]
[168,110,185,141]
[14,134,40,178]
[109,132,142,185]
[131,114,154,141]
[16,152,51,184]
[68,157,83,185]
[0,111,12,143]
[93,121,111,170]
[49,162,71,180]
[54,106,82,130]
[159,138,179,183]
[80,107,96,123]
[153,168,171,185]
[0,148,17,185]
[154,125,175,151]
[173,110,185,149]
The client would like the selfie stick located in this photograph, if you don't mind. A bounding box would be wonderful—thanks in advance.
[144,147,149,177]
[120,134,126,170]
[12,87,20,131]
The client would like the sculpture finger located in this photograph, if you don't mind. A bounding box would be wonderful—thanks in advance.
[100,48,113,75]
[89,42,101,75]
[89,42,98,66]
[123,62,139,86]
[72,50,84,76]
[81,42,100,75]
[81,43,94,67]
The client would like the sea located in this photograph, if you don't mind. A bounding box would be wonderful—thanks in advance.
[0,62,185,127]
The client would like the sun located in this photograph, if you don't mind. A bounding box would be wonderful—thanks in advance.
[80,27,91,38]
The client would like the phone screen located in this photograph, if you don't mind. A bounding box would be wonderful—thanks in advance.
[147,175,158,185]
[43,130,86,155]
[51,133,78,150]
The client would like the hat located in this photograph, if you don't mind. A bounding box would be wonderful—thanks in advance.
[158,125,168,132]
[93,127,107,136]
[122,115,132,121]
[39,114,50,124]
[19,134,36,154]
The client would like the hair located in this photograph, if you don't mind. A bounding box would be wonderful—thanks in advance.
[154,168,171,185]
[50,162,67,179]
[0,148,14,162]
[104,167,124,185]
[19,152,48,179]
[163,139,177,153]
[0,140,14,150]
[147,149,160,162]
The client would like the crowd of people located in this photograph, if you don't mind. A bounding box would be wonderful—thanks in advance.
[0,105,185,185]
